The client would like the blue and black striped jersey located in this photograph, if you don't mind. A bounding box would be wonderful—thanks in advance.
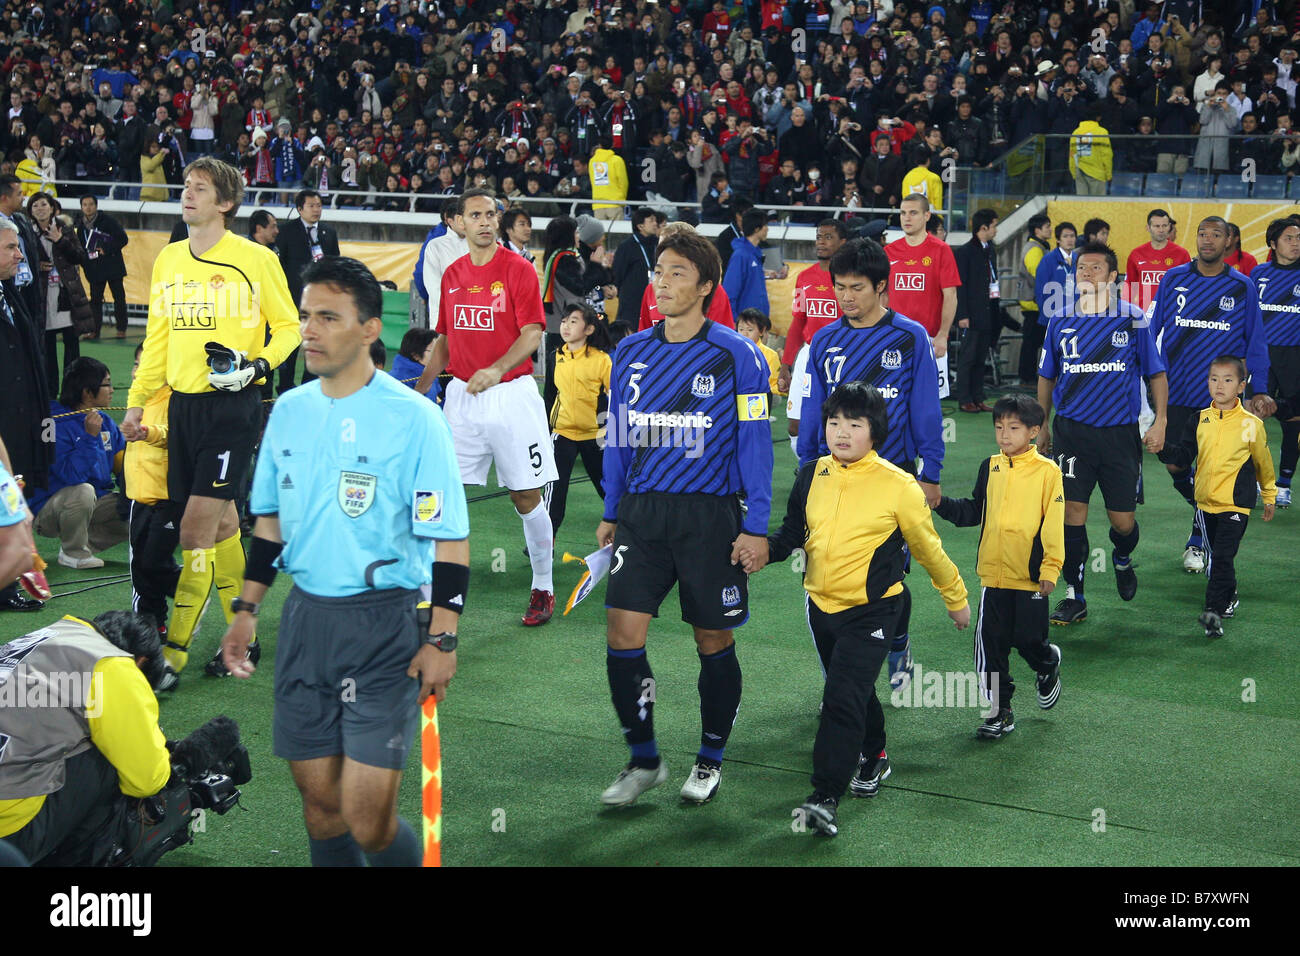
[602,319,774,535]
[1039,299,1165,427]
[1148,262,1270,407]
[1249,259,1300,347]
[796,311,945,483]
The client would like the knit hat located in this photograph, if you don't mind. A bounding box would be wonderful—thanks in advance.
[575,214,604,246]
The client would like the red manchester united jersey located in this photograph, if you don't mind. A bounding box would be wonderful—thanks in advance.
[783,262,840,364]
[637,282,736,330]
[436,246,544,383]
[1125,241,1191,312]
[884,235,962,337]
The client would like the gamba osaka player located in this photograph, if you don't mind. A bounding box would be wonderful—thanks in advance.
[797,238,945,692]
[596,231,774,808]
[122,157,300,679]
[1149,217,1273,573]
[1036,243,1167,626]
[1252,217,1300,507]
[420,188,560,626]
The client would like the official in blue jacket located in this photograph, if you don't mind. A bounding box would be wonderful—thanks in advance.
[29,358,128,571]
[722,209,770,318]
[1034,226,1078,324]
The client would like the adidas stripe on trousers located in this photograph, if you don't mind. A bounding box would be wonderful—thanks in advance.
[808,594,900,799]
[1196,509,1249,615]
[973,586,1056,710]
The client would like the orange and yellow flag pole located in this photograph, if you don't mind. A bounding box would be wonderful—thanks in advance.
[421,695,442,867]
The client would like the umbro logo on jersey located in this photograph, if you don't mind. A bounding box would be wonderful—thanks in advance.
[629,362,648,370]
[724,608,744,617]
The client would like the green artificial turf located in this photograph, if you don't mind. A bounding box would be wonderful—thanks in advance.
[17,334,1299,866]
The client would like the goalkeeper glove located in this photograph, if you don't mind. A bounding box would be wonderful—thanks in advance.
[205,342,271,392]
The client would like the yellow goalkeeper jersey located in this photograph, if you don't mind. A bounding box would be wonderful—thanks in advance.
[127,232,300,406]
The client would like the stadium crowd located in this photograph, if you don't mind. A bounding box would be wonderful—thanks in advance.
[0,1,1296,211]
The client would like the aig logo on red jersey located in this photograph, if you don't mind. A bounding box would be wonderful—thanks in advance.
[895,273,925,292]
[806,297,838,318]
[453,305,494,330]
[1141,271,1164,286]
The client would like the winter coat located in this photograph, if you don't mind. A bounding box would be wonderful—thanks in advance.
[41,219,94,336]
[722,236,768,316]
[1194,101,1238,171]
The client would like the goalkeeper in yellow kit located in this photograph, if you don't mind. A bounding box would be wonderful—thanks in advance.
[123,157,300,681]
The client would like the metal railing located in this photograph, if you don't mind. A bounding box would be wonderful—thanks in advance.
[951,132,1300,203]
[28,177,923,223]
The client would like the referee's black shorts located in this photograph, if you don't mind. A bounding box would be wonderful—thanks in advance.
[1269,344,1300,402]
[167,388,262,503]
[1052,414,1143,512]
[605,492,749,631]
[1157,404,1200,469]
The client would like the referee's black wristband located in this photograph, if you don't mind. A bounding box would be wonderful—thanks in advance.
[245,536,283,587]
[431,561,469,614]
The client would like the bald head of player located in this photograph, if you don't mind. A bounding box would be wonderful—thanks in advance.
[298,255,384,396]
[1195,217,1229,267]
[653,231,721,327]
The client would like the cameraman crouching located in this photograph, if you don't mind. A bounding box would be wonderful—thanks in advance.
[0,611,175,865]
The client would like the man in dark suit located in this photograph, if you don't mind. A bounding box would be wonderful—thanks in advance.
[75,195,130,339]
[953,208,1003,413]
[0,174,45,326]
[0,218,52,611]
[275,188,340,394]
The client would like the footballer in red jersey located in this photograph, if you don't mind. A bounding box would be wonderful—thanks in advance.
[425,189,560,626]
[1125,209,1191,313]
[781,220,847,455]
[884,195,961,349]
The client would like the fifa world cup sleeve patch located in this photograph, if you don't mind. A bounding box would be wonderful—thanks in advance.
[414,490,444,524]
[737,393,770,421]
[0,477,23,518]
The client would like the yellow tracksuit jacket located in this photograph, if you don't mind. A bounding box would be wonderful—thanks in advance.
[769,450,968,614]
[1167,399,1276,514]
[934,446,1065,590]
[124,385,171,506]
[546,344,611,442]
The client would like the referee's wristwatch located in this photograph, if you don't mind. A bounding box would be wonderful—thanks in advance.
[423,631,458,653]
[231,598,260,617]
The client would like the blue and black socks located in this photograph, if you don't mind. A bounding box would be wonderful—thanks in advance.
[697,645,742,767]
[1064,524,1088,599]
[607,646,659,768]
[1110,522,1139,570]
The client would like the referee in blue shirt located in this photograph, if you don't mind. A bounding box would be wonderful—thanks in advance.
[797,238,945,693]
[220,257,470,868]
[597,230,774,808]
